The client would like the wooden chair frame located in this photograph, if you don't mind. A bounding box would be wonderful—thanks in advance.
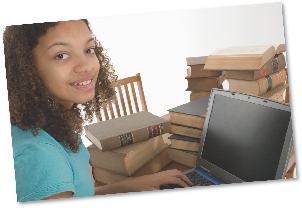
[96,73,148,121]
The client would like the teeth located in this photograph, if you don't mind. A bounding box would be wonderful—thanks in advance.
[72,79,92,86]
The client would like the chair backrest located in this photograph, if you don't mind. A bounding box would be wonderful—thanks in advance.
[96,73,148,121]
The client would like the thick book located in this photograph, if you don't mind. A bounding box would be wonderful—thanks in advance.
[88,135,168,175]
[187,65,223,78]
[186,55,207,66]
[171,124,202,139]
[204,44,285,70]
[185,74,225,92]
[91,146,170,184]
[261,83,288,102]
[168,148,197,168]
[169,134,200,152]
[227,68,287,96]
[167,95,210,129]
[190,91,211,101]
[160,161,191,172]
[225,53,286,80]
[85,111,171,151]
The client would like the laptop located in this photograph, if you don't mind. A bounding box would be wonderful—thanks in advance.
[180,88,293,186]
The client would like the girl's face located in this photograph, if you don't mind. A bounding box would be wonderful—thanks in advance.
[34,20,100,108]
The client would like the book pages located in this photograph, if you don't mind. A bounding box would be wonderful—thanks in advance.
[211,45,273,55]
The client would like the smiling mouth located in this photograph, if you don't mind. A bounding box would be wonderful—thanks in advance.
[70,79,93,86]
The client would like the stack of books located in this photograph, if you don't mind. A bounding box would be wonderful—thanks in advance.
[166,96,210,168]
[85,111,172,185]
[185,56,225,101]
[204,44,288,101]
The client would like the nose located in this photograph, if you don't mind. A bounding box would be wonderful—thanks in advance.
[73,53,94,73]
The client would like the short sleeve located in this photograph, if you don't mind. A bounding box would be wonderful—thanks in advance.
[14,142,75,202]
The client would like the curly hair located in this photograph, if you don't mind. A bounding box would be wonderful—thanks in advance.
[3,19,117,152]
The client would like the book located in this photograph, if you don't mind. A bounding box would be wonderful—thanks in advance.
[186,55,208,66]
[170,124,202,139]
[167,95,210,129]
[169,134,200,152]
[261,83,288,102]
[168,148,197,168]
[204,44,286,70]
[187,65,223,78]
[85,111,171,151]
[190,91,211,101]
[189,86,225,101]
[225,53,286,80]
[185,74,225,92]
[186,55,224,78]
[88,135,168,175]
[91,146,170,184]
[227,68,287,96]
[160,161,191,172]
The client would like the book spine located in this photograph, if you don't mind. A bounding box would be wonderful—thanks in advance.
[257,69,287,95]
[257,53,286,79]
[101,121,171,151]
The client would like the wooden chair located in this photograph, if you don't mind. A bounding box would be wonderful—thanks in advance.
[96,73,148,121]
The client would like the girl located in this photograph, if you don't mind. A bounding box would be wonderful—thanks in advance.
[3,19,192,202]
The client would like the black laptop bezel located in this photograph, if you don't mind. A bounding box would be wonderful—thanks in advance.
[196,88,293,184]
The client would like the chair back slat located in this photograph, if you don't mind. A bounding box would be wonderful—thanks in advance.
[130,82,139,112]
[96,73,148,121]
[123,84,133,114]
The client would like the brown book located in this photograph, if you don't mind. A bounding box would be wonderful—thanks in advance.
[261,83,288,102]
[185,74,225,91]
[88,135,167,175]
[204,44,285,70]
[190,91,211,101]
[225,53,286,80]
[227,68,287,96]
[168,134,200,152]
[187,65,223,78]
[91,146,171,184]
[85,111,171,151]
[170,124,202,139]
[186,55,208,66]
[168,148,197,168]
[160,161,191,172]
[168,96,209,129]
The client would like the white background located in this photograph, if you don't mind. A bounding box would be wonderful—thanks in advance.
[0,0,301,207]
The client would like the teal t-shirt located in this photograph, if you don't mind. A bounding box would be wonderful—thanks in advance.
[11,125,95,202]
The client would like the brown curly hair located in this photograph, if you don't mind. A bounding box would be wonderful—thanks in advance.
[3,19,117,152]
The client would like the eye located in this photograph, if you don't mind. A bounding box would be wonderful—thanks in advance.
[86,48,96,54]
[55,53,70,60]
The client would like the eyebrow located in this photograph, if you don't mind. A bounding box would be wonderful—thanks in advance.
[47,37,95,50]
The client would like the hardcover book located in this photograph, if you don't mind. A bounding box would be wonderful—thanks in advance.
[190,91,211,101]
[204,44,285,70]
[227,68,287,96]
[186,55,208,66]
[91,146,170,184]
[88,135,168,175]
[185,73,225,92]
[160,161,191,172]
[225,53,286,80]
[168,148,197,168]
[170,124,202,139]
[85,111,171,151]
[167,95,210,129]
[187,65,223,78]
[169,134,200,152]
[261,83,288,102]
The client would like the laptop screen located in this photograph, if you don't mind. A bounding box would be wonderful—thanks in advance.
[197,89,293,183]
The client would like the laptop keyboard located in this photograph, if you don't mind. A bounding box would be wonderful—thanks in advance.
[159,170,216,190]
[186,171,215,186]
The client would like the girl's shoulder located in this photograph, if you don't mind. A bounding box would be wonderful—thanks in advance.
[11,125,65,159]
